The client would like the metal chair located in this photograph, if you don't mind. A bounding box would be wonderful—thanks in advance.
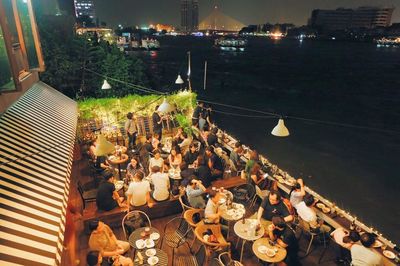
[250,184,269,208]
[121,210,152,240]
[77,180,97,209]
[298,217,328,257]
[175,244,207,266]
[232,183,256,209]
[218,252,243,266]
[160,216,192,263]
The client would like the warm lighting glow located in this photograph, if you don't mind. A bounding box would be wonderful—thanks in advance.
[271,119,290,137]
[94,134,115,156]
[175,75,184,84]
[157,98,175,113]
[101,80,111,90]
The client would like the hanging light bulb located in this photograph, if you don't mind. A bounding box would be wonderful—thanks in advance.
[175,75,184,84]
[94,134,115,156]
[271,118,290,137]
[157,97,175,113]
[101,80,111,90]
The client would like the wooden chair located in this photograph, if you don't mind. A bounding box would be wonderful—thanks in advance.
[175,244,207,266]
[77,180,97,209]
[121,210,152,240]
[160,216,191,262]
[184,209,205,248]
[194,224,230,253]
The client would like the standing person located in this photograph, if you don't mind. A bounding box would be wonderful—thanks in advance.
[138,134,153,175]
[192,102,204,128]
[152,106,163,140]
[96,172,126,211]
[124,112,138,150]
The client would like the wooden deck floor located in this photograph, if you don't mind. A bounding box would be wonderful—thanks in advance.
[63,158,339,266]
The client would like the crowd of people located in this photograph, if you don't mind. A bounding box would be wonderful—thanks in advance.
[85,102,385,266]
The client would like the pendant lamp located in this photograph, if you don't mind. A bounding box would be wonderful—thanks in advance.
[157,97,175,113]
[94,134,115,156]
[271,119,290,137]
[175,75,184,84]
[101,80,111,90]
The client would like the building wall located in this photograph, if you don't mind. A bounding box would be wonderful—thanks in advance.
[181,0,199,32]
[74,0,95,19]
[310,6,394,30]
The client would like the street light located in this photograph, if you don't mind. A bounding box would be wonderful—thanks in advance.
[271,118,290,137]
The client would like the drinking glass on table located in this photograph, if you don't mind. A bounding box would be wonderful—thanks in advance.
[381,244,387,250]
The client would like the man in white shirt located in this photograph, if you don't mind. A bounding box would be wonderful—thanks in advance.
[297,194,330,233]
[125,112,138,149]
[204,190,223,224]
[351,233,384,266]
[289,178,306,208]
[126,172,152,210]
[150,166,170,201]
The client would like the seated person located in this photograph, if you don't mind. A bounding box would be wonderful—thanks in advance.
[268,216,299,266]
[206,127,218,147]
[126,157,144,177]
[96,172,125,211]
[86,250,133,266]
[149,150,164,173]
[88,139,97,161]
[178,132,192,154]
[88,221,132,265]
[126,171,153,209]
[296,194,331,233]
[351,233,384,266]
[186,176,206,209]
[138,133,153,174]
[244,150,259,180]
[256,190,293,228]
[229,142,244,170]
[151,133,160,151]
[180,162,195,180]
[249,162,266,186]
[173,127,185,146]
[205,146,224,180]
[194,155,212,188]
[95,155,109,172]
[204,190,223,224]
[289,178,306,208]
[168,146,182,170]
[150,166,170,201]
[331,228,360,249]
[184,143,199,166]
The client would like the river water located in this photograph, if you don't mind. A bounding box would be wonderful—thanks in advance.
[134,36,400,244]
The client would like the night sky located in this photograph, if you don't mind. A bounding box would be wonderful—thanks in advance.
[93,0,400,27]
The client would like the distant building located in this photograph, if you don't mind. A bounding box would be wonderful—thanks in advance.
[199,6,245,32]
[181,0,199,32]
[310,6,394,30]
[74,0,95,19]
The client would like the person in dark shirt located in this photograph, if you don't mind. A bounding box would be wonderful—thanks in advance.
[87,250,112,266]
[184,143,199,165]
[206,127,218,147]
[192,102,204,127]
[268,216,300,266]
[96,172,125,211]
[257,190,293,223]
[138,134,153,175]
[195,155,212,187]
[205,146,224,180]
[180,162,195,180]
[152,106,163,140]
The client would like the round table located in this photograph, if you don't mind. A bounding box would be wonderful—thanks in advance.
[219,202,245,238]
[108,153,129,179]
[234,219,265,262]
[115,145,128,154]
[134,248,168,266]
[252,238,287,264]
[128,227,161,249]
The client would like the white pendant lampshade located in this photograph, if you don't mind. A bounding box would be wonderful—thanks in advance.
[271,119,290,137]
[175,75,184,84]
[101,79,111,90]
[157,97,175,113]
[94,134,115,156]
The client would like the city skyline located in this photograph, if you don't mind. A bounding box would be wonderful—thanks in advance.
[93,0,400,27]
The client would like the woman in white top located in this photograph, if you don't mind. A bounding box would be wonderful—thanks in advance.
[149,150,164,173]
[168,146,182,170]
[126,172,153,210]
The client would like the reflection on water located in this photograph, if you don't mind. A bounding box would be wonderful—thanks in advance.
[134,36,400,244]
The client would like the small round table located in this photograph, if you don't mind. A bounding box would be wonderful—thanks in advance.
[219,203,245,238]
[234,219,265,262]
[128,227,161,249]
[252,238,287,264]
[108,153,129,180]
[134,248,168,266]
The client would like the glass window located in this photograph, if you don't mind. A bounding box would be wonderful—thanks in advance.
[16,0,39,69]
[0,30,15,90]
[2,0,19,45]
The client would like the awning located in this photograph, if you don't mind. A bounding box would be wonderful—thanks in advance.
[0,82,77,266]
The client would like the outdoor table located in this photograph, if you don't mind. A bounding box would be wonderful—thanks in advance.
[219,202,245,238]
[252,238,287,264]
[134,248,168,266]
[128,227,161,249]
[115,145,128,154]
[234,219,265,262]
[107,153,129,180]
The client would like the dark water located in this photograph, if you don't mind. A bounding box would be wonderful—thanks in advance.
[135,36,400,244]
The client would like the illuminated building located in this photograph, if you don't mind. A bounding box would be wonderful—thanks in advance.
[180,0,199,32]
[74,0,95,19]
[310,6,394,30]
[155,24,175,32]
